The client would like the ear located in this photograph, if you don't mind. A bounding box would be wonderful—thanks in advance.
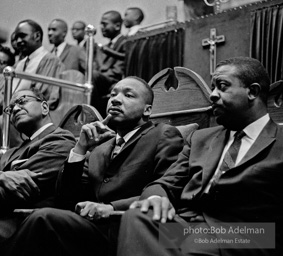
[247,83,261,101]
[33,31,41,42]
[143,104,152,118]
[114,22,121,31]
[41,101,50,116]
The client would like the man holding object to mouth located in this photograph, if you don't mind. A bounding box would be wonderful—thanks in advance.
[3,76,184,256]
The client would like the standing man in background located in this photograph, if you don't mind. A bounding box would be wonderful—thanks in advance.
[71,21,87,48]
[91,10,126,117]
[48,19,86,74]
[13,19,64,110]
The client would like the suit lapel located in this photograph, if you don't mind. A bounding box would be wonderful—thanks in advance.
[2,125,57,170]
[237,120,276,167]
[109,122,154,165]
[59,44,70,62]
[201,128,228,188]
[103,35,125,64]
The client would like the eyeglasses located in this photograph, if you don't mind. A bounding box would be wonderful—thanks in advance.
[4,95,42,115]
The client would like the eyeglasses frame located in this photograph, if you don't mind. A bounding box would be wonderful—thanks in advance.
[4,95,43,115]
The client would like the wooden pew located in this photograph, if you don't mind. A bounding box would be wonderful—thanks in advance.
[149,66,215,129]
[268,80,283,125]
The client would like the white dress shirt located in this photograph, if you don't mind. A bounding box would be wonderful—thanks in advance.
[126,25,142,36]
[13,46,49,92]
[54,42,67,57]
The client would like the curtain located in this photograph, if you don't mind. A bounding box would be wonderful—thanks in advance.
[250,3,283,83]
[125,25,185,82]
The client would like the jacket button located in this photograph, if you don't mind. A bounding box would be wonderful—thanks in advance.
[103,178,110,183]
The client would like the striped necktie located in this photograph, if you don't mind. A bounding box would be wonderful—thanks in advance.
[208,130,246,192]
[111,137,125,159]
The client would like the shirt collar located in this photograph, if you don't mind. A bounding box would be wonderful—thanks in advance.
[28,46,45,60]
[30,123,53,140]
[110,34,122,45]
[128,25,141,36]
[116,127,140,144]
[230,114,270,141]
[56,41,67,56]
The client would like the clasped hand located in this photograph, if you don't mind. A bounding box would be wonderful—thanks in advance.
[0,169,41,201]
[75,201,114,220]
[130,196,176,223]
[74,114,115,155]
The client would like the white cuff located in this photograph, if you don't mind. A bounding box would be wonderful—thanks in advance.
[68,148,86,163]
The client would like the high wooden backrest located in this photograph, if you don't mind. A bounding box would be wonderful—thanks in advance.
[149,66,215,129]
[59,104,103,139]
[268,80,283,125]
[50,70,87,126]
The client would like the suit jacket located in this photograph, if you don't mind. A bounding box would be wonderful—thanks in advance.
[93,35,126,86]
[0,125,76,209]
[56,122,184,210]
[142,120,283,255]
[57,43,86,74]
[14,51,65,111]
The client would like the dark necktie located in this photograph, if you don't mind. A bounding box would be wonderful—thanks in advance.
[208,130,246,192]
[111,137,125,159]
[108,41,113,48]
[14,56,30,91]
[23,56,30,71]
[53,47,58,56]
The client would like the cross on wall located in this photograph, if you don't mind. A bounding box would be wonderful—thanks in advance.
[202,28,225,76]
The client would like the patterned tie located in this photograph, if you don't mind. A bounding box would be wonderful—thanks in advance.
[111,137,125,159]
[14,56,30,91]
[208,130,246,192]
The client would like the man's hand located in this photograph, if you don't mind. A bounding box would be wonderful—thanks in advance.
[75,201,114,220]
[0,169,41,201]
[130,197,175,223]
[74,114,115,155]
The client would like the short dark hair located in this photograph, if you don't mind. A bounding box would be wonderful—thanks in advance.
[127,7,144,23]
[73,21,86,28]
[126,76,154,105]
[17,19,43,42]
[103,11,123,24]
[51,19,68,32]
[216,57,270,104]
[0,46,15,66]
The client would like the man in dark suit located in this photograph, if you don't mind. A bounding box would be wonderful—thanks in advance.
[71,21,86,48]
[0,88,76,241]
[117,57,283,256]
[2,76,184,256]
[48,19,86,74]
[92,10,126,117]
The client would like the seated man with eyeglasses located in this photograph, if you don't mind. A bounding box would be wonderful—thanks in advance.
[0,88,76,242]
